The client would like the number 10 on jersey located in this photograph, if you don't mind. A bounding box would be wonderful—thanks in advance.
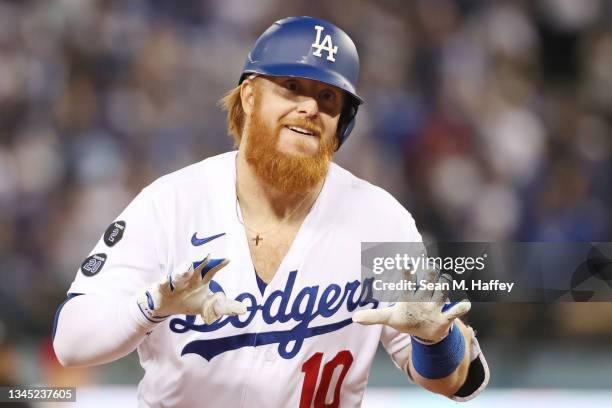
[299,350,354,408]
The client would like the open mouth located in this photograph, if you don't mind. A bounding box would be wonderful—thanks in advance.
[285,125,318,137]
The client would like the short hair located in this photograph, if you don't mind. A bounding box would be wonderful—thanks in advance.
[219,85,244,147]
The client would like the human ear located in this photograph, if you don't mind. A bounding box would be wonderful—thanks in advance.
[240,80,256,115]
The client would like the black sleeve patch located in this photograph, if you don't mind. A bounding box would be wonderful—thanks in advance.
[454,354,486,398]
[80,253,107,276]
[104,220,126,247]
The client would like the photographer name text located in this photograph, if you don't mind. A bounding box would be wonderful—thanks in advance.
[373,279,515,293]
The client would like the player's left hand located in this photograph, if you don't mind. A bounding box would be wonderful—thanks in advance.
[352,270,470,343]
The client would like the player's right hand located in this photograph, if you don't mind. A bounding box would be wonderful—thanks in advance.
[137,255,246,324]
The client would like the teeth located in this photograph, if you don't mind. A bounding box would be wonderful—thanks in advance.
[287,125,314,136]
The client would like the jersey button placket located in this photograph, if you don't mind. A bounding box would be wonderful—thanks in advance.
[265,345,275,362]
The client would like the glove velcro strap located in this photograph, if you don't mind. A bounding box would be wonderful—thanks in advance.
[410,322,465,379]
[135,291,169,325]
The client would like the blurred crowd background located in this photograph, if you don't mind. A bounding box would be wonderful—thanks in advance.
[1,0,612,395]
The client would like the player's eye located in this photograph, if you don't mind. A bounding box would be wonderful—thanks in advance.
[283,80,300,92]
[319,89,336,103]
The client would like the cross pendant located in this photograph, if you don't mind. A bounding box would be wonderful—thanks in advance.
[253,234,263,246]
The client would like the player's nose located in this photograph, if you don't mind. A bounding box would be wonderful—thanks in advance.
[296,96,319,117]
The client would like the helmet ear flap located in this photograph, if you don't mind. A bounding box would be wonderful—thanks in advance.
[336,98,359,150]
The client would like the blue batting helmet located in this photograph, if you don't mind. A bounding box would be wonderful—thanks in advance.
[240,16,363,148]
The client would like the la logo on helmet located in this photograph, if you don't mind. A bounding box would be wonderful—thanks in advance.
[311,25,338,62]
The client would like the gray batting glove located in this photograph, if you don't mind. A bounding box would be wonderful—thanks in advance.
[137,255,246,325]
[353,269,470,343]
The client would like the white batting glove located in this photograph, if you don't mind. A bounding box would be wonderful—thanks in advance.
[353,270,470,343]
[137,255,247,325]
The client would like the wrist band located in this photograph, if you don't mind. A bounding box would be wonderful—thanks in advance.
[410,322,465,379]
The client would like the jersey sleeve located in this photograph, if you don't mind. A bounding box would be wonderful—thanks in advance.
[67,186,168,297]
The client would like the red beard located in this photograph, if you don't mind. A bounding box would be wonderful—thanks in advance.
[244,97,337,194]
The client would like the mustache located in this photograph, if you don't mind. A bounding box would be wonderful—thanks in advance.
[280,119,322,136]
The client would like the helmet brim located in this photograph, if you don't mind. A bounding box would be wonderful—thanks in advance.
[241,63,363,105]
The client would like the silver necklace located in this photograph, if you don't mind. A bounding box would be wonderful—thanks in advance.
[235,190,313,247]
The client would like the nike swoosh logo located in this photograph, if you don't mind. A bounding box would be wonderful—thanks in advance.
[191,232,226,246]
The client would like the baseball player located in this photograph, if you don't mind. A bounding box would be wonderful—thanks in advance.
[53,16,489,407]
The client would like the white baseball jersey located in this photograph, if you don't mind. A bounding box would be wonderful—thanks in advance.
[68,151,489,407]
